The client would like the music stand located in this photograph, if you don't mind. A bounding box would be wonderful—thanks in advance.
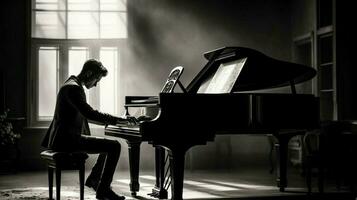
[160,66,186,93]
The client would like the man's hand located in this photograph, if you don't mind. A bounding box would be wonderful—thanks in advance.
[116,116,138,126]
[126,116,138,126]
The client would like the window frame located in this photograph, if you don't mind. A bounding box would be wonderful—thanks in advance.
[31,0,128,39]
[29,38,125,127]
[28,0,127,128]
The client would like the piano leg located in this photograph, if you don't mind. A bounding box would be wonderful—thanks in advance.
[166,145,192,200]
[275,136,288,192]
[149,146,168,199]
[274,131,305,192]
[126,140,141,196]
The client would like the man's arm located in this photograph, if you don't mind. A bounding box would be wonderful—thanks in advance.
[66,85,120,125]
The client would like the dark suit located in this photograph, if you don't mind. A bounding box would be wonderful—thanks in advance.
[41,75,121,190]
[42,75,118,150]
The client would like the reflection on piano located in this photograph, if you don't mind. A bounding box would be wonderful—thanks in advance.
[105,47,320,200]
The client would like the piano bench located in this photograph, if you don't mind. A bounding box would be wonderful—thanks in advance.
[40,150,89,200]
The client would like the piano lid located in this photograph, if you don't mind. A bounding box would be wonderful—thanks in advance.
[186,47,316,93]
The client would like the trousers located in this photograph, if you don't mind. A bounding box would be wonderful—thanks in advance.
[78,135,121,190]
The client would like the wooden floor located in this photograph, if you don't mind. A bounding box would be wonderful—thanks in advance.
[0,167,355,200]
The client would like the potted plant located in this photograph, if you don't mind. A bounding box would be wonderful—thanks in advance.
[0,109,21,146]
[0,108,21,173]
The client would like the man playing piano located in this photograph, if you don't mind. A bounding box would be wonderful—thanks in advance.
[41,59,137,200]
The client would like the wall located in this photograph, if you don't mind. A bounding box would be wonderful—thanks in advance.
[124,0,293,96]
[0,1,27,118]
[123,0,293,170]
[0,1,30,170]
[1,0,297,171]
[291,0,315,38]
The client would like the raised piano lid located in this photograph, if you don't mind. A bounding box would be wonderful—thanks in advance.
[186,47,317,93]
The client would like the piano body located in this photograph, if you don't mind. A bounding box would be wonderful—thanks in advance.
[105,47,319,200]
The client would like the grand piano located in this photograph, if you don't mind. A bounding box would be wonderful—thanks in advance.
[105,47,320,200]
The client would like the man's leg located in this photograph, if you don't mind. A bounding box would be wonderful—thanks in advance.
[78,135,123,199]
[97,142,121,191]
[85,153,106,190]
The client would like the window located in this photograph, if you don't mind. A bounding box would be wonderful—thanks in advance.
[32,0,127,39]
[30,0,126,127]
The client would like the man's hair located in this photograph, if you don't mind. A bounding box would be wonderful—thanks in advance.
[80,59,108,77]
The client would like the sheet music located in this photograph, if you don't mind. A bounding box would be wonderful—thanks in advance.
[198,57,247,93]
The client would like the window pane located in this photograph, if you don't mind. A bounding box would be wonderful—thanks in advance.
[32,11,66,38]
[68,47,90,98]
[99,47,118,115]
[68,47,89,77]
[32,0,127,39]
[68,0,99,11]
[68,12,99,39]
[35,0,66,10]
[38,47,58,120]
[100,12,127,38]
[100,0,126,11]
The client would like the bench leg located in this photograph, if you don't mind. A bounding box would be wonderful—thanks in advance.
[48,167,54,200]
[79,165,85,200]
[56,169,61,200]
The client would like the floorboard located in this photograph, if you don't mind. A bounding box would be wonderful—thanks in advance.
[0,167,355,200]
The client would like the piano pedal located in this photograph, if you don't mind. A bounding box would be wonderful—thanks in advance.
[148,187,168,199]
[164,180,171,191]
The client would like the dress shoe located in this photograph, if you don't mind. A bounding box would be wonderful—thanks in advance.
[85,177,99,191]
[96,188,125,200]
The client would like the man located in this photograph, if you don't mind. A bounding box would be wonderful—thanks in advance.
[42,59,136,200]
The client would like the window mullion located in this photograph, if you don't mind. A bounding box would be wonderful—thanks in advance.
[65,0,68,39]
[98,0,101,38]
[32,45,40,126]
[90,43,100,109]
[115,48,120,115]
[60,43,69,87]
[56,45,60,94]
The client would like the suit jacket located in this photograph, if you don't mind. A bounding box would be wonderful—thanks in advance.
[41,76,119,151]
